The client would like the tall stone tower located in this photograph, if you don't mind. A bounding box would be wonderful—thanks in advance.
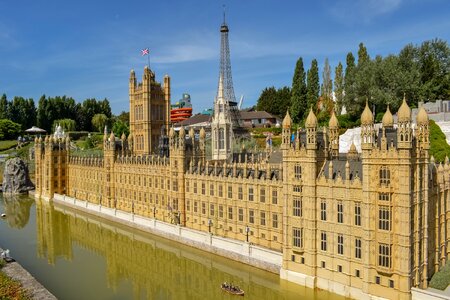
[129,66,170,155]
[211,13,240,161]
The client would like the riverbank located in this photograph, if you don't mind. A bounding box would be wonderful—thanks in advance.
[0,247,56,300]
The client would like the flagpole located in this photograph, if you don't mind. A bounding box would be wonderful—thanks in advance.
[147,46,150,69]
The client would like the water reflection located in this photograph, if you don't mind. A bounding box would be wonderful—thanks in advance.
[35,200,344,300]
[1,195,34,229]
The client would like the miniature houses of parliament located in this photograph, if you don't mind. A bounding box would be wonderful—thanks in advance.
[33,21,449,300]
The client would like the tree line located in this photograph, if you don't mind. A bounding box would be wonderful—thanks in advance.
[257,39,450,126]
[0,94,122,133]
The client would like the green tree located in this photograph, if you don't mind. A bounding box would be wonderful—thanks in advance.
[334,62,344,115]
[112,120,130,137]
[53,119,76,132]
[257,87,278,115]
[92,113,108,132]
[116,111,130,125]
[276,86,291,117]
[418,39,450,101]
[344,52,356,115]
[321,58,333,101]
[8,97,36,130]
[290,58,307,123]
[0,94,9,119]
[0,119,21,140]
[306,59,320,111]
[290,57,307,123]
[357,42,370,66]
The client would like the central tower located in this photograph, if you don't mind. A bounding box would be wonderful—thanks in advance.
[211,12,239,160]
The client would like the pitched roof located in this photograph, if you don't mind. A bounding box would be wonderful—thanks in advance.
[175,114,210,126]
[239,111,276,120]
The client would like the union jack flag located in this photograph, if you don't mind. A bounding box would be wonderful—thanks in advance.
[141,48,149,56]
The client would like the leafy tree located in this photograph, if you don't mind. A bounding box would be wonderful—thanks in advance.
[344,52,356,116]
[92,113,108,133]
[290,57,307,123]
[0,119,22,140]
[418,39,450,101]
[116,111,130,125]
[257,87,278,114]
[53,119,76,132]
[306,59,320,111]
[112,120,130,137]
[334,62,344,115]
[8,97,36,130]
[256,86,291,117]
[276,86,292,117]
[0,94,9,119]
[357,42,370,66]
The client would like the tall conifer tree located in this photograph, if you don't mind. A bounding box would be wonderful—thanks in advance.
[290,57,307,123]
[334,62,344,115]
[344,52,356,115]
[306,59,320,111]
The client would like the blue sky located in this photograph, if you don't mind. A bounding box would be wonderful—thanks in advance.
[0,0,449,115]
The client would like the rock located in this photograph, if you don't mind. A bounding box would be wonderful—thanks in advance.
[2,157,34,194]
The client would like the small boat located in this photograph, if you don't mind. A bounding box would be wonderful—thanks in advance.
[221,283,244,296]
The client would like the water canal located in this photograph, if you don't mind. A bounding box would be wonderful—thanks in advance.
[0,194,346,300]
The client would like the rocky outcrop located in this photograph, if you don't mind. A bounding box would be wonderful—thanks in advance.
[2,157,34,194]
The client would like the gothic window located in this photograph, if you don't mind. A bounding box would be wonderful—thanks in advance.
[293,228,303,248]
[294,164,302,179]
[219,128,225,149]
[260,188,266,203]
[337,202,344,223]
[248,186,254,201]
[260,212,266,226]
[228,186,232,198]
[378,243,391,268]
[249,210,255,223]
[210,183,214,196]
[379,166,391,185]
[218,185,223,197]
[355,203,361,226]
[238,208,244,221]
[193,201,198,213]
[219,205,224,218]
[337,234,344,255]
[293,197,302,217]
[210,204,215,216]
[355,238,362,259]
[228,207,233,220]
[238,186,243,200]
[272,213,278,228]
[321,231,327,251]
[201,202,206,215]
[201,183,205,195]
[272,190,278,204]
[378,206,391,231]
[320,201,327,221]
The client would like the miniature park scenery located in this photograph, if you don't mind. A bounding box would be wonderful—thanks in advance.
[0,2,450,300]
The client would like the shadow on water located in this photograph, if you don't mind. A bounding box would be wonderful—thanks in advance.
[1,194,34,229]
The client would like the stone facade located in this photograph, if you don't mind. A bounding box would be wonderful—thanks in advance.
[34,69,450,299]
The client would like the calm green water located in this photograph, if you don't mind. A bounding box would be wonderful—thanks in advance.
[0,194,346,300]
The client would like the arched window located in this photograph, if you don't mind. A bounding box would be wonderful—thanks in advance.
[219,128,225,149]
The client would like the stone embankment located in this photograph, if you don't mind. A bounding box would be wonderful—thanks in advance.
[0,247,56,300]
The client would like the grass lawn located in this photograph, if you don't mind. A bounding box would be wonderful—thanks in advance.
[0,140,18,152]
[0,261,32,300]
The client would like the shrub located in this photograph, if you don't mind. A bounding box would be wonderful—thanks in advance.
[429,120,450,162]
[67,131,89,140]
[429,261,450,290]
[0,119,21,140]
